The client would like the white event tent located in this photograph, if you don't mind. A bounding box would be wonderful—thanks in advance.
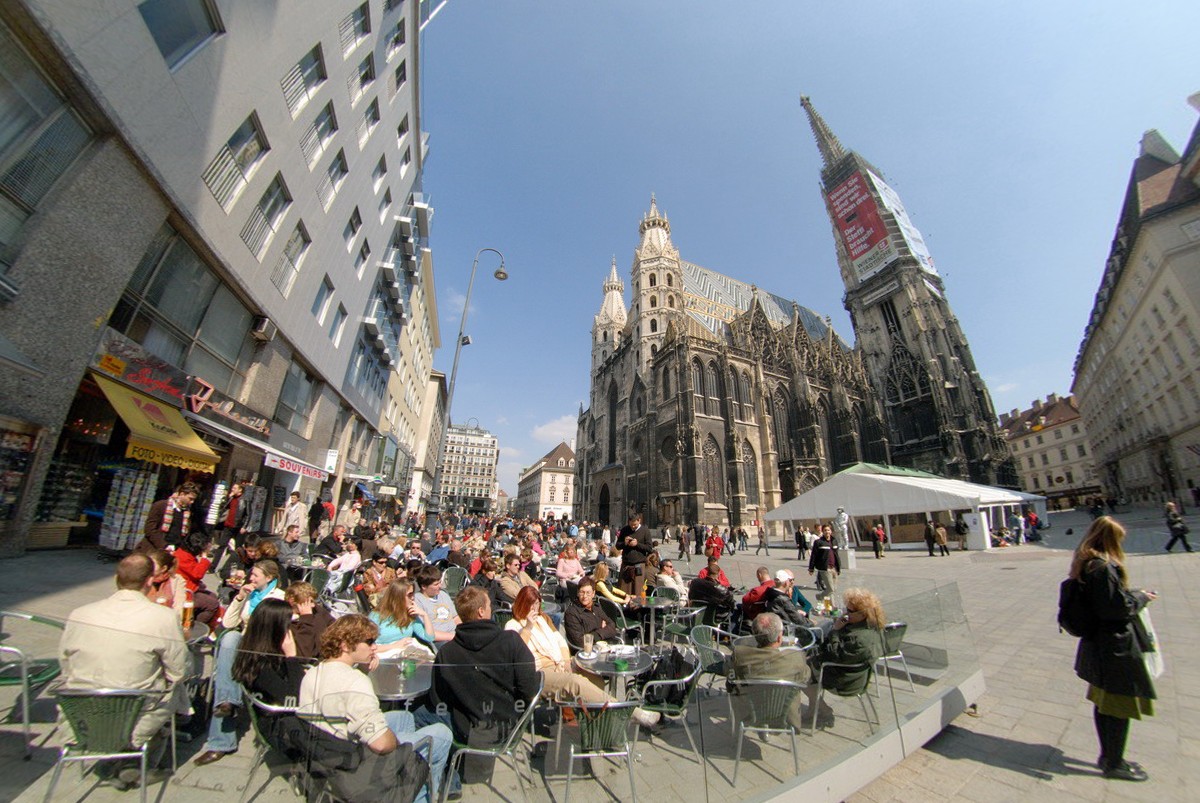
[763,464,1046,551]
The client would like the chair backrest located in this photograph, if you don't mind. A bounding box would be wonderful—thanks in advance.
[819,660,875,696]
[494,608,513,629]
[727,679,805,730]
[641,649,702,709]
[308,569,331,596]
[881,622,907,655]
[596,597,629,629]
[689,626,725,675]
[56,689,152,753]
[575,700,638,753]
[442,566,468,596]
[650,586,679,602]
[244,691,298,746]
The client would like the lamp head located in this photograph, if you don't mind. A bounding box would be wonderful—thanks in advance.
[493,261,508,282]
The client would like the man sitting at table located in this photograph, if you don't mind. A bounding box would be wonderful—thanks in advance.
[277,524,306,562]
[299,614,451,802]
[315,524,347,560]
[731,612,812,730]
[414,564,460,645]
[741,567,775,619]
[563,578,622,651]
[764,569,817,629]
[498,553,539,604]
[431,586,541,747]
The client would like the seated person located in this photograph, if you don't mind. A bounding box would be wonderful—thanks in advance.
[299,615,452,803]
[447,540,472,570]
[563,578,622,651]
[804,587,888,728]
[327,538,363,574]
[592,562,632,606]
[431,586,541,747]
[731,612,812,730]
[498,553,539,604]
[360,551,396,607]
[174,530,220,627]
[285,582,334,660]
[426,535,451,564]
[789,581,815,615]
[688,562,737,618]
[655,558,688,602]
[519,547,540,581]
[697,558,730,587]
[469,557,506,612]
[217,532,265,605]
[314,524,347,560]
[232,598,308,752]
[741,567,775,620]
[369,578,435,652]
[764,569,817,629]
[276,524,307,563]
[413,564,460,645]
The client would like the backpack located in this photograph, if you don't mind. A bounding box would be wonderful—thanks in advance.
[1057,577,1094,638]
[643,646,692,707]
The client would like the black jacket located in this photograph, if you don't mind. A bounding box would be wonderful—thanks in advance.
[808,538,841,573]
[617,523,653,566]
[470,572,506,612]
[562,601,620,649]
[688,576,736,613]
[764,586,808,627]
[432,620,540,745]
[1073,559,1155,699]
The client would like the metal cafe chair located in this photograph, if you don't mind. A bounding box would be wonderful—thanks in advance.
[727,678,806,784]
[0,610,64,758]
[874,622,916,694]
[809,661,880,735]
[560,699,640,803]
[240,692,301,803]
[632,651,703,764]
[439,678,544,803]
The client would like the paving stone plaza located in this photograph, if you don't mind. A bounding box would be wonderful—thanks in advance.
[1,505,1195,802]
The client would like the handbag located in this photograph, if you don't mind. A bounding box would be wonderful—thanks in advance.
[1137,608,1164,679]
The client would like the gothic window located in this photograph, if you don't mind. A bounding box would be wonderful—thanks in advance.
[692,359,705,402]
[662,366,671,397]
[703,435,725,505]
[816,401,837,470]
[649,273,657,287]
[667,274,673,287]
[772,388,793,460]
[668,296,675,308]
[741,371,754,421]
[650,319,658,333]
[706,361,721,416]
[729,370,742,420]
[607,382,618,464]
[650,344,658,355]
[742,440,759,505]
[650,295,658,308]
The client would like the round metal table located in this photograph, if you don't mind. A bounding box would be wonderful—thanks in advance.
[371,657,434,702]
[637,598,678,645]
[573,648,653,698]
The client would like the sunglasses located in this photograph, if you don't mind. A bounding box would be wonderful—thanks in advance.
[363,638,376,646]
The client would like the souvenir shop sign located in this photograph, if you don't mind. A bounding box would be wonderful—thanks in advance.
[185,377,272,440]
[92,327,188,405]
[264,451,329,481]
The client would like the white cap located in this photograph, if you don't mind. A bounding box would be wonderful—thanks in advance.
[774,569,794,583]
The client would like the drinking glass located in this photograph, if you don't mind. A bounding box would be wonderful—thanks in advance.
[582,634,594,655]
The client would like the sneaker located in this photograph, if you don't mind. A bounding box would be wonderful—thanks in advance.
[1102,761,1148,781]
[632,707,661,728]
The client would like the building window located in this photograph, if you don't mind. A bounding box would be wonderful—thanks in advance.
[339,3,371,55]
[312,276,334,323]
[109,224,253,395]
[1066,470,1074,485]
[372,155,388,190]
[1071,424,1080,435]
[358,98,381,147]
[300,102,337,166]
[400,147,412,175]
[391,61,408,97]
[0,24,93,272]
[1077,443,1087,457]
[397,115,410,146]
[1032,476,1040,489]
[281,45,326,116]
[202,114,267,209]
[270,221,310,296]
[240,173,291,257]
[1040,453,1049,466]
[316,150,349,210]
[388,18,406,57]
[138,0,220,69]
[354,239,371,274]
[275,360,316,434]
[344,207,363,247]
[350,54,375,104]
[329,304,347,344]
[1036,434,1044,445]
[1059,448,1068,462]
[378,188,393,222]
[1054,429,1063,440]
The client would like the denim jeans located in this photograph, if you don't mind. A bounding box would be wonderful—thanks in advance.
[204,630,242,753]
[384,710,453,803]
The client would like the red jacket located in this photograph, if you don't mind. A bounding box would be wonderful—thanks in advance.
[698,566,730,587]
[741,580,775,619]
[705,535,725,558]
[175,548,211,592]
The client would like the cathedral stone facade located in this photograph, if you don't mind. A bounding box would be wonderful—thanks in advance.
[575,198,889,530]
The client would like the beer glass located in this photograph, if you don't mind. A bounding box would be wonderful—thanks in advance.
[582,634,594,655]
[181,599,195,631]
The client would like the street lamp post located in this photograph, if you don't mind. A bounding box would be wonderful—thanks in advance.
[429,248,507,515]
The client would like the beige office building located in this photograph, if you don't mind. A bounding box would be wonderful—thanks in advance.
[999,395,1100,510]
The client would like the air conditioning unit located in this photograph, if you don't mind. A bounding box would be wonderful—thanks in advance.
[250,316,277,342]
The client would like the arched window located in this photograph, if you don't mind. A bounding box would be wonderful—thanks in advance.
[649,319,658,333]
[706,361,721,416]
[649,273,657,287]
[607,382,618,464]
[703,436,725,505]
[772,388,793,460]
[692,359,705,401]
[650,295,658,308]
[742,440,759,505]
[668,296,675,308]
[603,331,608,341]
[817,401,835,471]
[662,366,671,397]
[650,344,658,355]
[741,371,753,421]
[667,274,673,287]
[729,370,742,420]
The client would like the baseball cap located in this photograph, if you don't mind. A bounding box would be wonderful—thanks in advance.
[774,569,794,583]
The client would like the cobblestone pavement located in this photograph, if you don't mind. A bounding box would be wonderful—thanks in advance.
[1,505,1195,802]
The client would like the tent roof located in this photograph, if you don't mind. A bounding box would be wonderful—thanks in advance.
[763,471,1044,522]
[834,462,942,478]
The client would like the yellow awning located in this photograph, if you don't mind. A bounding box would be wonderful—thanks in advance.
[91,373,218,473]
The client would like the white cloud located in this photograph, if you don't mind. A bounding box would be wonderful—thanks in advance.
[531,415,577,446]
[995,382,1019,393]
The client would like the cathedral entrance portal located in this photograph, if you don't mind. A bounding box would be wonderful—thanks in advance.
[598,483,611,528]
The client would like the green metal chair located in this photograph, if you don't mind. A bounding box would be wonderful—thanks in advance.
[439,677,544,803]
[240,692,301,803]
[562,700,640,803]
[874,622,916,694]
[442,566,469,597]
[493,604,514,629]
[689,624,736,691]
[727,678,806,784]
[0,610,64,758]
[307,568,331,597]
[810,660,879,735]
[597,598,641,647]
[44,689,163,803]
[632,650,703,764]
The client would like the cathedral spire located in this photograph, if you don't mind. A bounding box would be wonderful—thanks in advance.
[800,94,846,169]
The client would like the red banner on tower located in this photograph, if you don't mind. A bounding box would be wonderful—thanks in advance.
[826,171,896,282]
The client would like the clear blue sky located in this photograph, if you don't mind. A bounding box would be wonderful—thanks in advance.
[420,1,1200,496]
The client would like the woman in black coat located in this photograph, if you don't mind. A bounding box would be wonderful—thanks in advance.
[1069,516,1157,782]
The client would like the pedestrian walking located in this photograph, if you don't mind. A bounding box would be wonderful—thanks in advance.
[1163,501,1193,552]
[738,527,749,552]
[924,520,937,557]
[934,521,950,556]
[807,525,841,600]
[872,522,886,559]
[1067,516,1157,782]
[677,524,692,563]
[755,525,770,556]
[794,526,807,561]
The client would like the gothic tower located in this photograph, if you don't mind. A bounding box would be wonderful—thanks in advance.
[629,195,685,372]
[591,257,626,375]
[801,95,1017,487]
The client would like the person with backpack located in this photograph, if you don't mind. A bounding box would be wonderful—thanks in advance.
[1064,516,1157,782]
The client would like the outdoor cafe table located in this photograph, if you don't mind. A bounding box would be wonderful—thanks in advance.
[371,656,434,703]
[573,647,653,698]
[637,597,678,645]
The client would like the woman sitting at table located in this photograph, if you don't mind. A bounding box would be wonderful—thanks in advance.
[369,578,435,653]
[555,544,587,586]
[804,587,887,728]
[175,531,220,627]
[592,563,633,606]
[285,582,334,660]
[361,551,396,608]
[506,587,659,728]
[232,598,308,752]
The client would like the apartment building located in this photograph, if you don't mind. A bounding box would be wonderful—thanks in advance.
[999,395,1099,510]
[438,422,499,515]
[515,442,576,521]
